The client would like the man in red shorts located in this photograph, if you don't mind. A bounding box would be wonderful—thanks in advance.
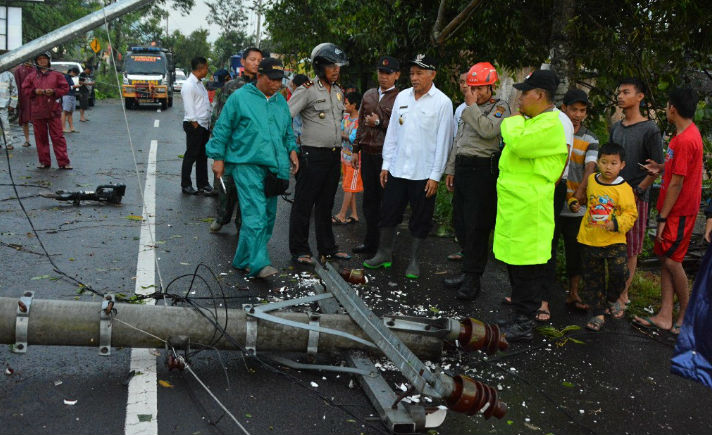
[633,88,703,334]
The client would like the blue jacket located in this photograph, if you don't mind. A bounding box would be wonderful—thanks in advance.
[206,83,297,180]
[671,199,712,389]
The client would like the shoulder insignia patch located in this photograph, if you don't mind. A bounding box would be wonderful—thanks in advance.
[494,105,506,118]
[302,80,313,88]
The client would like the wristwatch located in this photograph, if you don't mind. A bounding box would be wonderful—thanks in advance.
[656,215,667,223]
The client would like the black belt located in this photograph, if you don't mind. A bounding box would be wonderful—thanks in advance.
[301,145,340,153]
[456,153,500,174]
[456,155,491,163]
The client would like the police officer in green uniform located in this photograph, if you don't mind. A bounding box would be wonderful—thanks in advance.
[288,43,351,264]
[443,62,510,300]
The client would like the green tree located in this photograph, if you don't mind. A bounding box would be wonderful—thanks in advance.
[163,29,212,72]
[212,29,251,69]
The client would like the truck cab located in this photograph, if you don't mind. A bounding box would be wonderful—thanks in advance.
[121,46,175,110]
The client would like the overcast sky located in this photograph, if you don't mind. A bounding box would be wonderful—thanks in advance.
[167,0,262,43]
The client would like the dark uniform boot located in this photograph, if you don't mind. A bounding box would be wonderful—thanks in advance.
[455,274,481,300]
[499,315,534,342]
[444,274,465,289]
[364,227,395,269]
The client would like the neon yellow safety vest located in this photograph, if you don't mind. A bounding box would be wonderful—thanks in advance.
[493,111,568,265]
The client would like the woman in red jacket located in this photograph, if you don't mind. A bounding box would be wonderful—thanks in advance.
[21,52,71,169]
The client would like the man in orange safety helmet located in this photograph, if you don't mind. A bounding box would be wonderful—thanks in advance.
[443,62,510,300]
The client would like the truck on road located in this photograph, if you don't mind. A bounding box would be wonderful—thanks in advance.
[121,46,175,110]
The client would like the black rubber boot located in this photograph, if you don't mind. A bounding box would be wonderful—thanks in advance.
[456,274,481,300]
[405,237,423,279]
[363,227,395,269]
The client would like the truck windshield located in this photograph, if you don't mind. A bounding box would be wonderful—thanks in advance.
[125,54,166,75]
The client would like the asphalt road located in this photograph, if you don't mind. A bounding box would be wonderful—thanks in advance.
[0,97,709,435]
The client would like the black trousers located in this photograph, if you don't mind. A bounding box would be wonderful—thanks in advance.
[289,146,341,257]
[452,156,498,276]
[181,122,209,189]
[379,174,435,239]
[360,152,384,250]
[543,180,568,300]
[508,263,549,317]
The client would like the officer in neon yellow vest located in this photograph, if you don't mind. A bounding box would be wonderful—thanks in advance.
[494,70,568,341]
[207,58,299,279]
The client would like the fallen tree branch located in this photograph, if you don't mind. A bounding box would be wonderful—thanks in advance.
[432,0,486,45]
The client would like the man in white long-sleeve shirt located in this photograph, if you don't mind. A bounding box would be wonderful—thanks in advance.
[364,54,453,279]
[180,56,214,195]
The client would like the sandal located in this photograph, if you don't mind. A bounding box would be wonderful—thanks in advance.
[331,215,348,225]
[535,309,551,323]
[6,144,13,150]
[36,164,50,169]
[586,316,605,332]
[447,251,463,261]
[670,323,682,335]
[294,255,315,265]
[632,316,669,331]
[59,165,73,170]
[326,251,352,260]
[22,142,31,147]
[345,216,359,224]
[607,301,626,319]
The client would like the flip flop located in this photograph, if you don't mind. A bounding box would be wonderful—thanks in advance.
[670,323,682,335]
[632,316,670,331]
[59,165,73,170]
[331,215,348,225]
[326,252,352,260]
[607,301,626,319]
[535,309,551,323]
[345,216,359,224]
[6,144,14,150]
[36,164,50,169]
[22,142,31,147]
[294,255,315,265]
[447,251,463,261]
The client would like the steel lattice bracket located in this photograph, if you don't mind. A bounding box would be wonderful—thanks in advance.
[99,294,116,355]
[13,291,34,353]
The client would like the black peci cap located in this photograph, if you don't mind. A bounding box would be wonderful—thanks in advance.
[563,88,589,106]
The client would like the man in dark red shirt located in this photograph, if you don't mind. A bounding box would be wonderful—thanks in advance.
[633,88,703,334]
[13,60,34,148]
[21,52,71,169]
[350,56,400,255]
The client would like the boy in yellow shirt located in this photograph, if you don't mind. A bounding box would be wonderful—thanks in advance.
[575,142,638,331]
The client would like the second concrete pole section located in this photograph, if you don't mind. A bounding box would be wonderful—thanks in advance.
[0,297,445,359]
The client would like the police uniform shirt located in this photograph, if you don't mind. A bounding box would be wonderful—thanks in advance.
[382,84,453,181]
[445,98,510,175]
[288,76,344,148]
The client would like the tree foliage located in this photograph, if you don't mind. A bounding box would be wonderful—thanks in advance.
[212,30,251,68]
[163,29,212,71]
[265,0,712,140]
[205,0,247,29]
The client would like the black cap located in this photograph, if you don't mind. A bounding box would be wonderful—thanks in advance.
[377,56,400,73]
[514,69,559,93]
[407,54,437,71]
[258,58,286,80]
[563,88,589,106]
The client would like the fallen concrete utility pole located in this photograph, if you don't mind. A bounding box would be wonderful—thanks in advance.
[0,0,154,72]
[2,287,508,423]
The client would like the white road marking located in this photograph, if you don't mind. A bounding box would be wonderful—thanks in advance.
[154,119,159,128]
[125,139,158,435]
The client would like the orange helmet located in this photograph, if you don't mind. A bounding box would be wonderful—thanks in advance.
[466,62,498,87]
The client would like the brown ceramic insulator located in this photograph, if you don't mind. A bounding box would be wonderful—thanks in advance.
[458,318,509,354]
[445,375,507,419]
[339,268,366,284]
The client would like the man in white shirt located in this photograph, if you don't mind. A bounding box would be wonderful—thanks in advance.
[364,54,453,279]
[181,56,214,195]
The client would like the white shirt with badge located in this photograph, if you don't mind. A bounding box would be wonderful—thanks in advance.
[381,84,454,181]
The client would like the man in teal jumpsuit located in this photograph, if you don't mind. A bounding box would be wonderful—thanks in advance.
[207,58,299,278]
